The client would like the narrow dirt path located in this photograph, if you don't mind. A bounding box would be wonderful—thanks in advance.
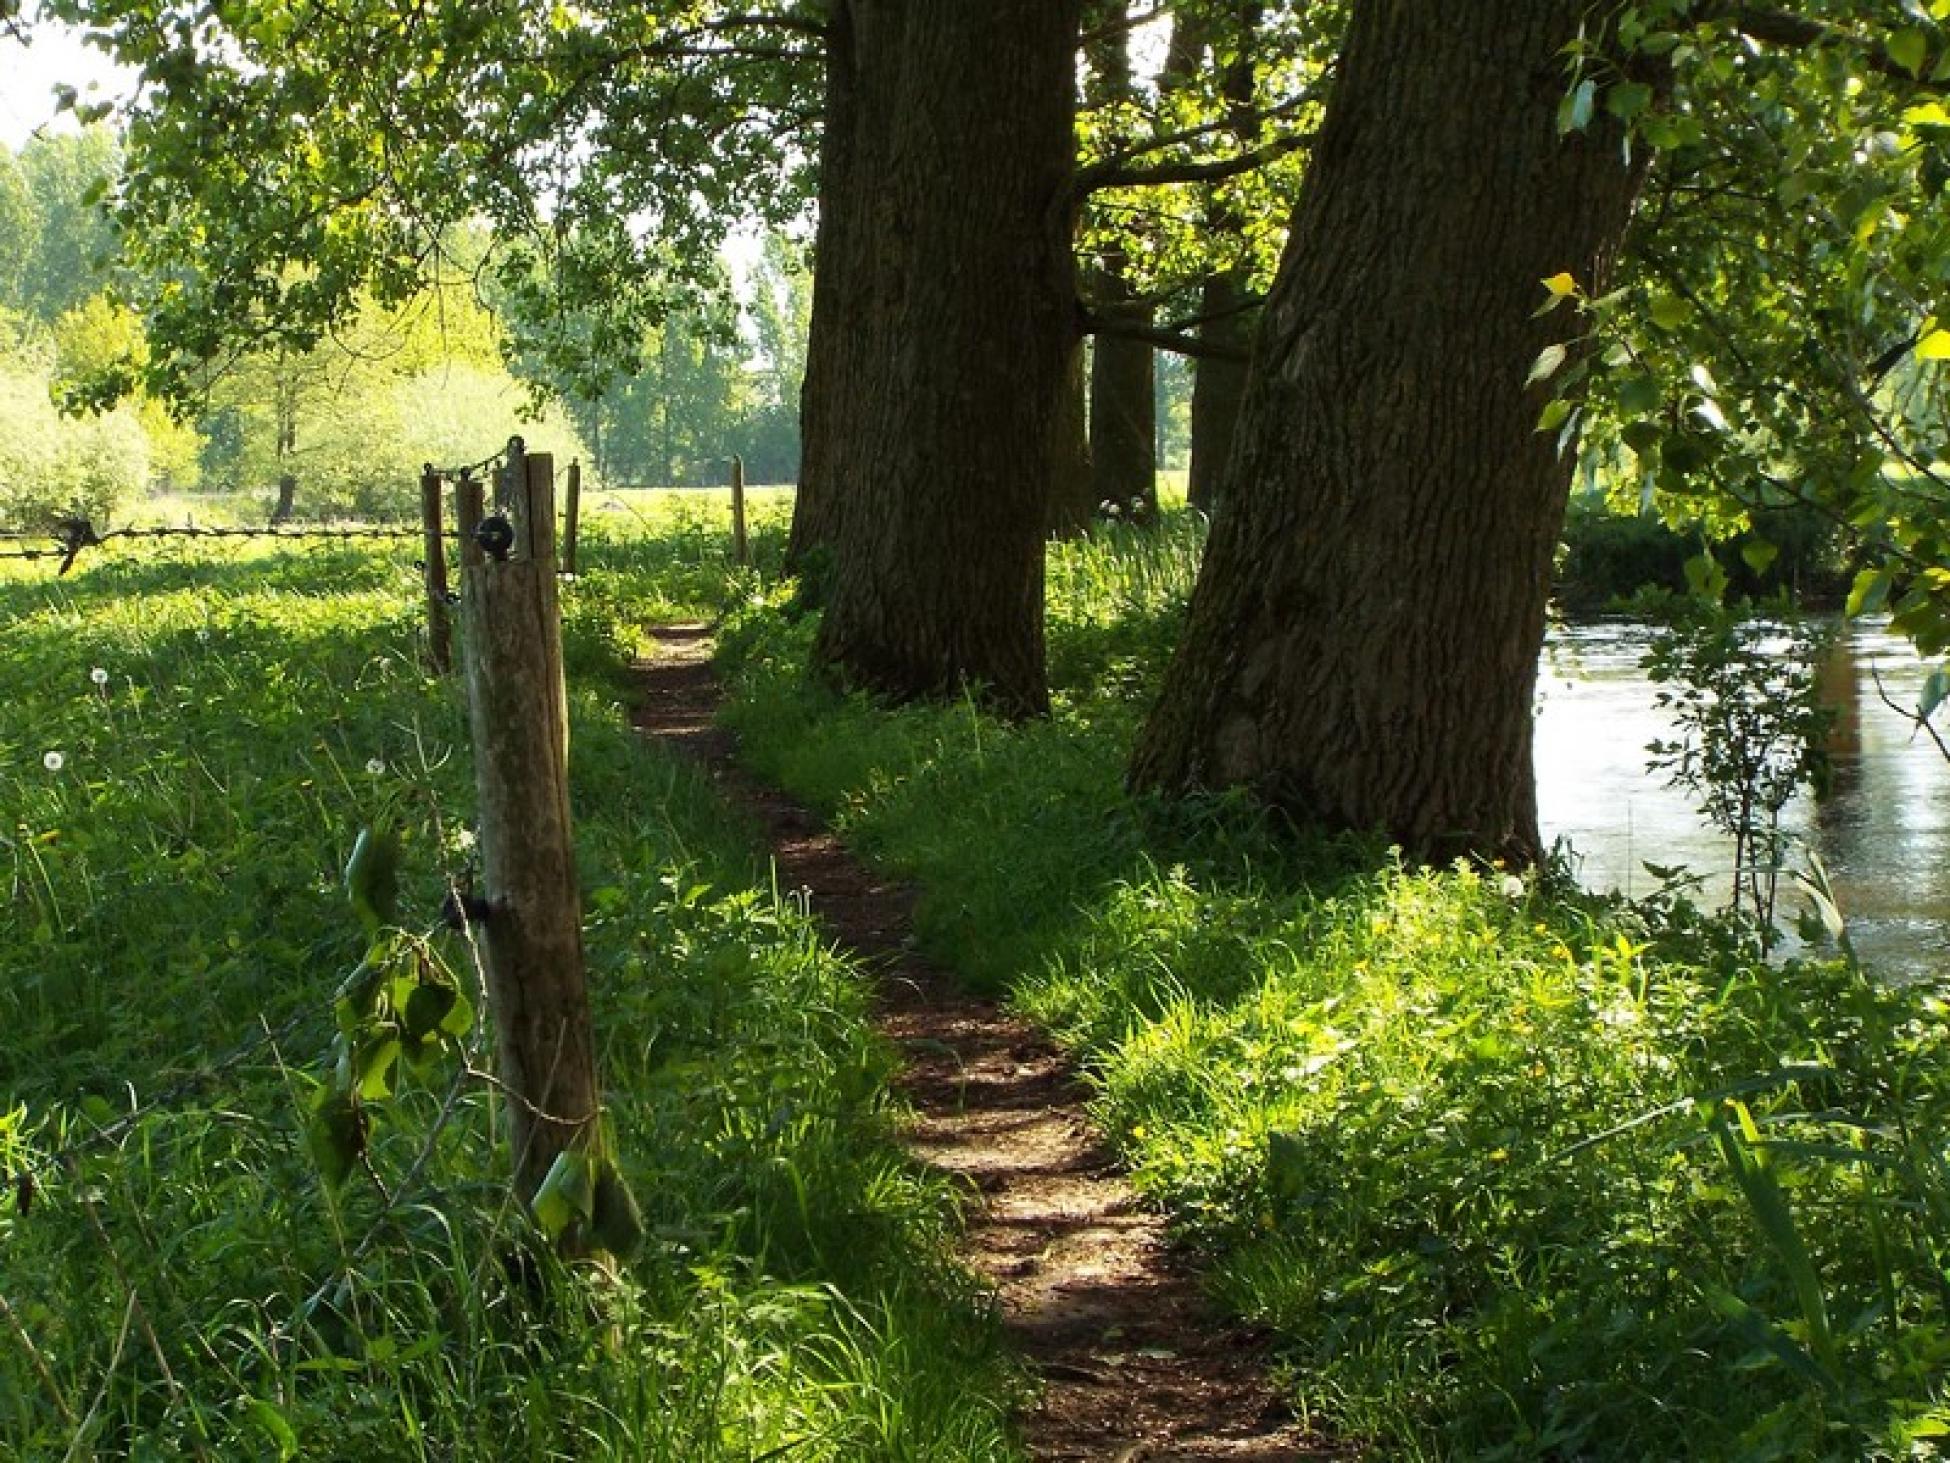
[632,625,1335,1461]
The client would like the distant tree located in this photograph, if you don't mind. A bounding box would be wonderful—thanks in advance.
[0,148,34,315]
[15,128,119,324]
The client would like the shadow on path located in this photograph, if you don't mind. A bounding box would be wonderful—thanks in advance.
[632,623,1340,1461]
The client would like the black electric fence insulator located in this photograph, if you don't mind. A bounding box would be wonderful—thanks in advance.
[475,515,515,562]
[441,890,495,931]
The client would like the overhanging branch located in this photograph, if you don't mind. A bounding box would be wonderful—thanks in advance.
[1722,3,1946,91]
[1082,308,1251,360]
[1079,130,1312,193]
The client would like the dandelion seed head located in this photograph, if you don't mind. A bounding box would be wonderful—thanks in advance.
[366,758,386,776]
[43,751,65,772]
[90,667,109,687]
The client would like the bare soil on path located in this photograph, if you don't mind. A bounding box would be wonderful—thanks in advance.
[632,624,1338,1461]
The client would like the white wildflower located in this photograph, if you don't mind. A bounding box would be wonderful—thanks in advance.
[1497,873,1526,900]
[366,757,386,776]
[43,751,65,772]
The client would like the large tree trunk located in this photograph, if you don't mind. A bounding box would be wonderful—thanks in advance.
[1089,266,1157,521]
[1186,1,1259,516]
[1130,0,1643,864]
[786,0,873,573]
[1048,337,1095,537]
[810,0,1080,717]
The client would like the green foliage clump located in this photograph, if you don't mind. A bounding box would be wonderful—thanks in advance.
[0,355,152,530]
[0,524,1019,1459]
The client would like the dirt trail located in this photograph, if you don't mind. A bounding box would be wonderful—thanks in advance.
[632,625,1334,1461]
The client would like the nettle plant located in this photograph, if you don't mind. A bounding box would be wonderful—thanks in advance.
[1638,588,1834,933]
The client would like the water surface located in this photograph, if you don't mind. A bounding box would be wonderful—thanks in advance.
[1536,620,1950,981]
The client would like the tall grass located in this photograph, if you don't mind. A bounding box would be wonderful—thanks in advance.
[716,506,1950,1460]
[0,525,1021,1459]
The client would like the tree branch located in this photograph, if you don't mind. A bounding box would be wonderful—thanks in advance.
[704,10,830,39]
[1722,4,1946,91]
[1078,130,1312,194]
[1079,2,1176,51]
[1081,308,1250,360]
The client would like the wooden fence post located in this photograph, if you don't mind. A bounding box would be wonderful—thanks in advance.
[494,435,527,514]
[456,450,604,1223]
[420,465,452,675]
[562,459,582,576]
[730,453,748,567]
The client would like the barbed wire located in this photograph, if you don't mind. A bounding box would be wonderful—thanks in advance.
[0,437,523,570]
[0,520,447,572]
[7,999,332,1213]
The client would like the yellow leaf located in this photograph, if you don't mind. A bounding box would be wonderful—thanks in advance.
[1919,330,1950,361]
[1542,272,1579,298]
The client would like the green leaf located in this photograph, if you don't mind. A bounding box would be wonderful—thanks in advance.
[1684,553,1730,602]
[1846,565,1895,618]
[355,1037,401,1101]
[1537,398,1573,433]
[1649,294,1692,330]
[343,826,400,933]
[307,1090,364,1190]
[1606,82,1653,122]
[1919,664,1950,721]
[1527,343,1568,387]
[1558,78,1598,134]
[245,1399,300,1461]
[439,990,475,1039]
[1617,373,1662,415]
[1621,420,1664,457]
[1712,1111,1838,1377]
[591,1162,646,1259]
[1740,539,1779,574]
[531,1148,596,1239]
[1890,26,1930,77]
[403,981,458,1041]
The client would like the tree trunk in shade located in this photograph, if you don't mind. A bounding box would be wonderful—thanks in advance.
[1131,0,1644,864]
[807,0,1080,717]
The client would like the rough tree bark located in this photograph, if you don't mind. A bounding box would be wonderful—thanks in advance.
[786,0,872,572]
[1186,1,1260,515]
[809,0,1080,716]
[1130,0,1644,864]
[1089,267,1157,521]
[1049,338,1095,537]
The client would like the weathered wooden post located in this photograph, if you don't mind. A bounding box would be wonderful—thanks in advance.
[420,464,452,675]
[562,459,582,576]
[456,448,604,1222]
[729,453,749,567]
[493,435,527,514]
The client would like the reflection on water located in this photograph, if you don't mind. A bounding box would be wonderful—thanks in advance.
[1536,620,1950,981]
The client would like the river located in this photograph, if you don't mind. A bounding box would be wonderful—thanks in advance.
[1536,620,1950,981]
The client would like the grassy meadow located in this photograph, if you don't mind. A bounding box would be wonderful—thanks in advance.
[0,492,1021,1459]
[9,488,1950,1460]
[715,511,1950,1461]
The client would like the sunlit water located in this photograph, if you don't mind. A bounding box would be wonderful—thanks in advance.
[1536,620,1950,981]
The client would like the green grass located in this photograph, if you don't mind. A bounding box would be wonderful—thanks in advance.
[0,516,1022,1459]
[715,509,1950,1461]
